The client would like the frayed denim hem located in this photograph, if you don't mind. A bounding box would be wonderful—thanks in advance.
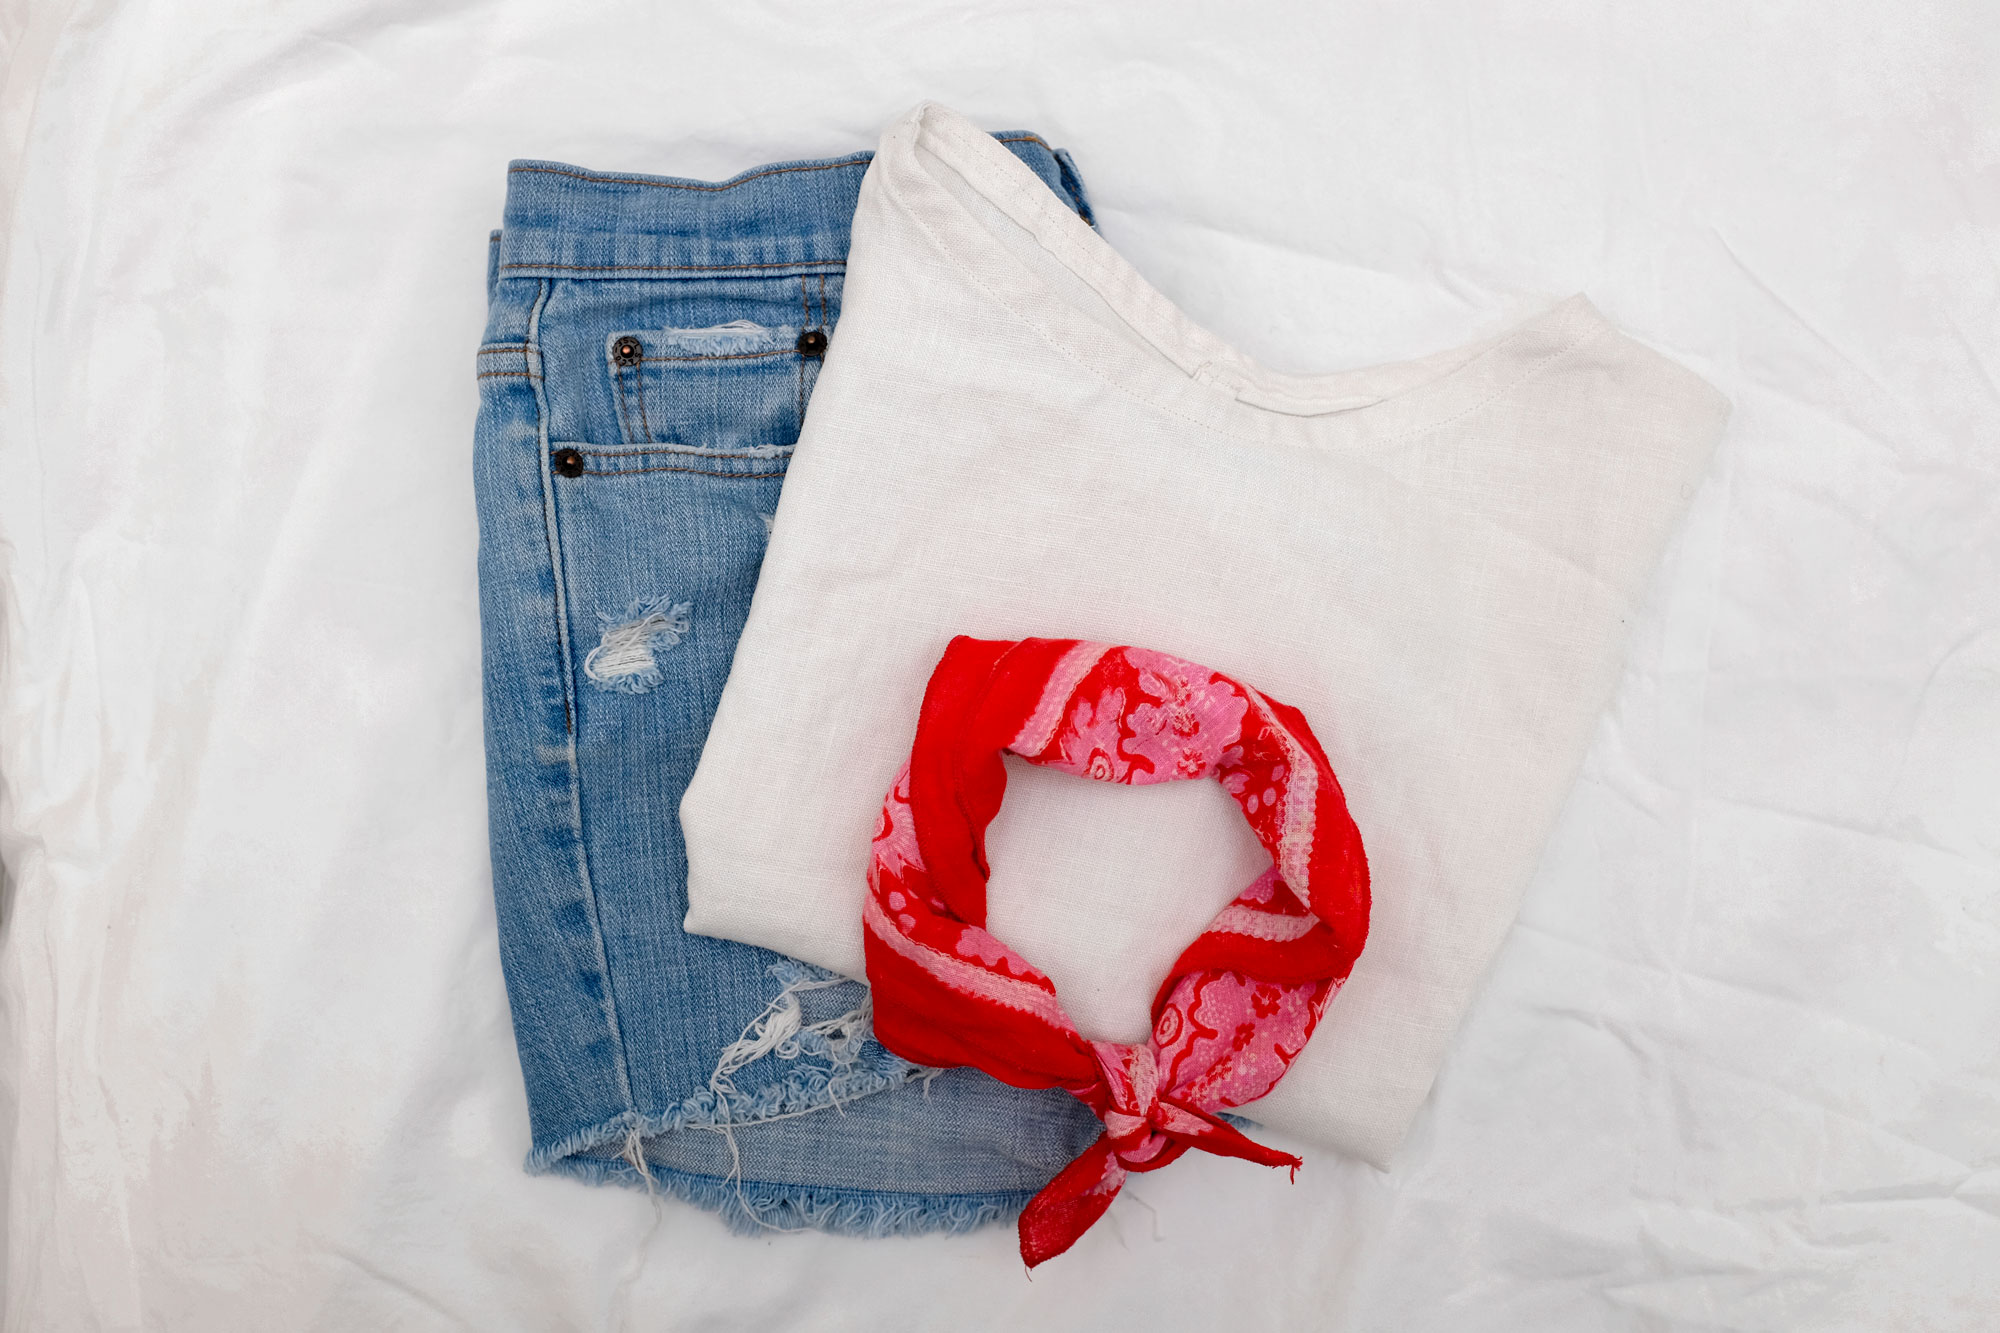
[521,1049,925,1183]
[521,960,1040,1239]
[536,1138,1030,1239]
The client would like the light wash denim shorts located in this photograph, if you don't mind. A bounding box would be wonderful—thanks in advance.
[473,135,1102,1235]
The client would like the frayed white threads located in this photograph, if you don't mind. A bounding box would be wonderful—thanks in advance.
[583,597,691,694]
[620,1121,657,1193]
[709,976,870,1090]
[612,1121,667,1324]
[699,972,876,1233]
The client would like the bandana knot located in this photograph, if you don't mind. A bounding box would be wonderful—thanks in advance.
[863,637,1371,1267]
[1091,1042,1172,1164]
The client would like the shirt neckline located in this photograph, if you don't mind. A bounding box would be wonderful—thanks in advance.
[872,102,1615,449]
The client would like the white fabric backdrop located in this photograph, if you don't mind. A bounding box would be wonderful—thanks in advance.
[1,2,1994,1329]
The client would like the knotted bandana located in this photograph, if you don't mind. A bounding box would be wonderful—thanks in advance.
[863,636,1371,1266]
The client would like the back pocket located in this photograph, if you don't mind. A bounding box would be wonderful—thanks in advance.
[605,320,823,450]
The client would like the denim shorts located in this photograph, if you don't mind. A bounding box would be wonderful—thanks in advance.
[473,135,1102,1235]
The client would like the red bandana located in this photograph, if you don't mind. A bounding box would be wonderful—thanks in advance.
[863,637,1371,1266]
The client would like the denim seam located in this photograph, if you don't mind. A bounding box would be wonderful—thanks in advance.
[611,356,643,445]
[811,273,828,432]
[808,272,824,428]
[1052,147,1097,228]
[525,281,573,736]
[796,276,810,426]
[638,349,795,363]
[632,358,654,443]
[526,276,640,1115]
[500,259,850,275]
[555,440,794,459]
[505,134,1050,195]
[581,461,787,480]
[510,158,869,193]
[609,358,632,441]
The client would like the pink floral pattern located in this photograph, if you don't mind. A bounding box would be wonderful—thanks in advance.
[1121,648,1251,781]
[1034,647,1256,787]
[1052,687,1131,782]
[868,767,923,882]
[952,924,1039,978]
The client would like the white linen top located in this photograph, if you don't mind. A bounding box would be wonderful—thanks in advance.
[681,103,1729,1164]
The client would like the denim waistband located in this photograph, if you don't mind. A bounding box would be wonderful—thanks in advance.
[495,134,1093,280]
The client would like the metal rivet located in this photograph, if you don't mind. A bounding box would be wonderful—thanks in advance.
[613,338,642,366]
[796,328,828,356]
[552,448,586,478]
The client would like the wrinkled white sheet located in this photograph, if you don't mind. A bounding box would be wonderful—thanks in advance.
[1,1,1995,1328]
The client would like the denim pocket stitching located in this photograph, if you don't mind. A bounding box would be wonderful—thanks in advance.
[609,355,648,445]
[582,461,786,479]
[641,348,793,364]
[500,259,846,275]
[566,442,794,459]
[555,438,791,480]
[631,361,654,443]
[797,277,812,428]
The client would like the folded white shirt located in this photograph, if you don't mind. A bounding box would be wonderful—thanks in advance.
[681,102,1728,1164]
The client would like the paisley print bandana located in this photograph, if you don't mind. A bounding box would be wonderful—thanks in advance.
[863,636,1371,1266]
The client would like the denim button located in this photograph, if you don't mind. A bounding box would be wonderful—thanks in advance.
[796,328,827,356]
[613,337,642,366]
[552,447,585,478]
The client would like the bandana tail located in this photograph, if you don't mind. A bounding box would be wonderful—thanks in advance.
[1017,1135,1127,1268]
[1170,1104,1306,1173]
